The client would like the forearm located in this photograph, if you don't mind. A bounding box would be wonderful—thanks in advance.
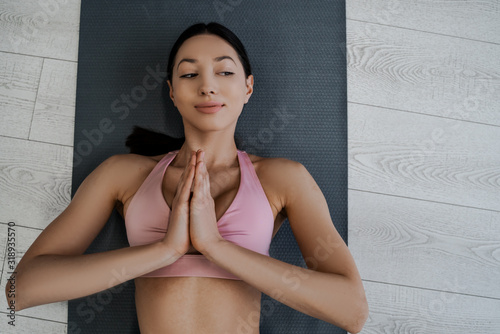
[8,242,180,311]
[204,240,368,333]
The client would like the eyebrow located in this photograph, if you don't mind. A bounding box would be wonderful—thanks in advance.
[176,55,236,71]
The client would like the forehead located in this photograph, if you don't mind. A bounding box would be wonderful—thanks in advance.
[175,34,238,63]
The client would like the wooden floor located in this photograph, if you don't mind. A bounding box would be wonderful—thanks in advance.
[0,0,498,333]
[347,1,500,333]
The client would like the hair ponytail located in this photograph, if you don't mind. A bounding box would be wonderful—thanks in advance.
[125,126,185,156]
[125,126,243,156]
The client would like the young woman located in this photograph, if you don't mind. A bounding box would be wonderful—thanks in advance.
[7,22,368,333]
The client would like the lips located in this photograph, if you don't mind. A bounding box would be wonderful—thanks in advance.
[195,102,224,108]
[194,101,224,114]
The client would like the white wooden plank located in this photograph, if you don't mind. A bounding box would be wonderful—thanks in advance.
[0,0,80,61]
[358,281,500,334]
[0,136,72,230]
[346,20,500,126]
[0,222,6,280]
[0,312,66,334]
[348,190,500,299]
[29,58,77,146]
[347,0,500,45]
[0,52,43,139]
[348,103,500,211]
[0,224,67,323]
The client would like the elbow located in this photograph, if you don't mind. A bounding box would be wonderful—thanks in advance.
[5,274,19,312]
[345,294,369,334]
[4,272,28,312]
[346,315,368,334]
[331,275,368,334]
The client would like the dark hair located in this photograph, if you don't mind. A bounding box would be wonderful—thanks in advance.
[126,22,251,155]
[167,22,252,82]
[126,125,243,156]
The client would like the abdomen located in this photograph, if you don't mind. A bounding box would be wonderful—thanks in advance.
[134,276,262,333]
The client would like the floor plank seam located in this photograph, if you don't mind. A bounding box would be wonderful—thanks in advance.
[346,18,500,46]
[0,222,46,232]
[0,235,8,286]
[362,279,500,301]
[25,137,75,148]
[27,59,45,140]
[0,134,74,148]
[0,49,78,63]
[348,188,500,214]
[347,101,500,129]
[0,311,67,325]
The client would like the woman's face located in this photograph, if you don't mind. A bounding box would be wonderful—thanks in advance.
[167,34,253,130]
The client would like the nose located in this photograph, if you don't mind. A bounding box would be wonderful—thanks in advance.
[198,74,218,95]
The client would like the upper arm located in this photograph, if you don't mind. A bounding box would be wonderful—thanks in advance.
[19,154,130,263]
[277,160,360,279]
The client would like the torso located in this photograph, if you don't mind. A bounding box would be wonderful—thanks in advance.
[116,151,287,333]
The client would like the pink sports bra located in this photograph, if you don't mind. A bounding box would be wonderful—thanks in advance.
[125,149,274,280]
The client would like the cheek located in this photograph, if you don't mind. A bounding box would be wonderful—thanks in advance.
[173,84,194,101]
[228,81,248,100]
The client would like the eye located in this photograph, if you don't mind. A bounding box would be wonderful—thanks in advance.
[180,73,197,78]
[220,71,234,76]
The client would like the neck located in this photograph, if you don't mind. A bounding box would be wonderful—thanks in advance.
[174,132,239,171]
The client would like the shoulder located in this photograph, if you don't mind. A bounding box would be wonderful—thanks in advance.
[246,152,308,217]
[90,153,167,199]
[95,153,159,178]
[247,152,304,177]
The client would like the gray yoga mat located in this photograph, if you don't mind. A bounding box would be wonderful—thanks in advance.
[69,1,347,333]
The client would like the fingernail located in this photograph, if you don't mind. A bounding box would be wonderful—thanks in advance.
[201,151,205,160]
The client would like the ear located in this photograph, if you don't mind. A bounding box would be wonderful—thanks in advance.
[167,80,176,106]
[244,75,254,104]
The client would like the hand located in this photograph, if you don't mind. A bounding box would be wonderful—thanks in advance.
[161,150,196,257]
[190,150,225,254]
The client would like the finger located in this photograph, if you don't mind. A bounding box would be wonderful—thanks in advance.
[180,163,195,201]
[183,152,196,187]
[182,151,196,174]
[188,152,197,192]
[176,158,190,192]
[199,157,209,188]
[196,149,204,165]
[196,149,205,172]
[189,150,196,168]
[195,156,211,197]
[177,152,191,186]
[180,151,196,179]
[176,153,196,198]
[193,159,206,196]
